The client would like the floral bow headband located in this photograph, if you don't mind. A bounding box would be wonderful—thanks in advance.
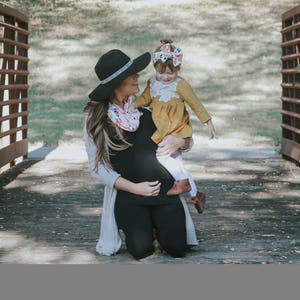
[153,43,183,67]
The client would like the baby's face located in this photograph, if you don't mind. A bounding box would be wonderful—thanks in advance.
[155,66,178,84]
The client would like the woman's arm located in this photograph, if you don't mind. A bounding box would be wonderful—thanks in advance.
[84,118,161,196]
[84,120,121,188]
[114,177,161,197]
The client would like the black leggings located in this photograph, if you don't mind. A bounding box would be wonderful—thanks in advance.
[114,198,187,260]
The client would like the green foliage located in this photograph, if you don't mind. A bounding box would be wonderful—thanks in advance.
[5,0,298,146]
[28,95,85,145]
[256,111,282,146]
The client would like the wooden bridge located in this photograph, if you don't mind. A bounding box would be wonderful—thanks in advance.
[0,3,29,171]
[281,4,300,163]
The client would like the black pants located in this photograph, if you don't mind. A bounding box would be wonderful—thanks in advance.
[114,198,187,260]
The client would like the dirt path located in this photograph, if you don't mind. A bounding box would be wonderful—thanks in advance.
[1,142,299,264]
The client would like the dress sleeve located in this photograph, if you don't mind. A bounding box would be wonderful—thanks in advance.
[177,78,211,124]
[83,115,120,188]
[134,80,152,107]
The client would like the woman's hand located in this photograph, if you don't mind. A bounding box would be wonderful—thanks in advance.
[114,177,161,196]
[156,135,187,157]
[132,181,161,196]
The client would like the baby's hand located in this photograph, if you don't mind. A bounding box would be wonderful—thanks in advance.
[206,119,217,139]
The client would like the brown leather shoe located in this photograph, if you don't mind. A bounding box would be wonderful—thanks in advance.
[191,191,206,214]
[166,178,191,195]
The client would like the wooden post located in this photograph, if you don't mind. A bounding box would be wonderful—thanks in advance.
[281,5,300,163]
[0,3,29,170]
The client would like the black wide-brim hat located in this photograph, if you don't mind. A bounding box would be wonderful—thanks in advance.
[89,49,151,101]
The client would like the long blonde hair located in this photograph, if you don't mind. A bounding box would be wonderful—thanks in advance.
[84,98,131,171]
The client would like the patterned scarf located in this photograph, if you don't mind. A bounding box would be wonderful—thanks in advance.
[107,95,141,132]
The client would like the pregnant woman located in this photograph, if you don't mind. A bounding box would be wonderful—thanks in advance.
[84,49,198,259]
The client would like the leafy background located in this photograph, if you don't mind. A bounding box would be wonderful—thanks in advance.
[5,0,300,146]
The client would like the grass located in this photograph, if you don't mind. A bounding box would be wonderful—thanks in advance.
[28,94,85,144]
[5,0,300,146]
[256,111,282,146]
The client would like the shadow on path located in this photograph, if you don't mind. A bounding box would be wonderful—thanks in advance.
[0,146,299,264]
[0,146,56,187]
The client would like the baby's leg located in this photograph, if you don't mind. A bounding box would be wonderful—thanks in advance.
[185,165,206,214]
[167,155,198,197]
[186,172,197,197]
[160,152,206,214]
[156,151,188,180]
[156,151,191,195]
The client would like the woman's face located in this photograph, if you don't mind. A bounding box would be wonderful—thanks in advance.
[117,74,140,98]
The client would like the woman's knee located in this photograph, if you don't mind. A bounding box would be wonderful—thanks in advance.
[126,235,154,260]
[153,203,187,258]
[160,238,186,258]
[156,227,186,258]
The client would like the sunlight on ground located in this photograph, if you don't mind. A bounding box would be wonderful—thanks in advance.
[74,206,102,217]
[4,143,89,195]
[249,191,275,200]
[215,208,253,220]
[0,231,99,264]
[287,204,300,211]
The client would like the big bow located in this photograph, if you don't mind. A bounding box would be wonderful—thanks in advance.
[153,43,183,67]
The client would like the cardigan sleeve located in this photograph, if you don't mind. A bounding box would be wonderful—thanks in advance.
[177,78,211,124]
[134,80,152,107]
[83,116,120,189]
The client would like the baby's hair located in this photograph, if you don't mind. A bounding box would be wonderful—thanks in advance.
[159,38,173,45]
[154,38,181,72]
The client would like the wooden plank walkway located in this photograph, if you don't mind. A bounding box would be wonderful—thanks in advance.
[0,143,299,264]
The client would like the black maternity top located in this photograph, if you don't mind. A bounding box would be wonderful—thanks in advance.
[107,108,178,205]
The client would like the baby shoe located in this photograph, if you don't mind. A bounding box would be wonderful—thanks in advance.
[191,191,206,214]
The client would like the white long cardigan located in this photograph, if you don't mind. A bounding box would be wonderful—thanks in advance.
[83,117,198,256]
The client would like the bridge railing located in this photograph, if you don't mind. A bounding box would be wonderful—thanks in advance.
[281,4,300,163]
[0,3,29,170]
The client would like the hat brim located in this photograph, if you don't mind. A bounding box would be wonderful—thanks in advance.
[88,52,151,101]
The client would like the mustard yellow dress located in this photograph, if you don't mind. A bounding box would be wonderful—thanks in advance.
[135,76,211,144]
